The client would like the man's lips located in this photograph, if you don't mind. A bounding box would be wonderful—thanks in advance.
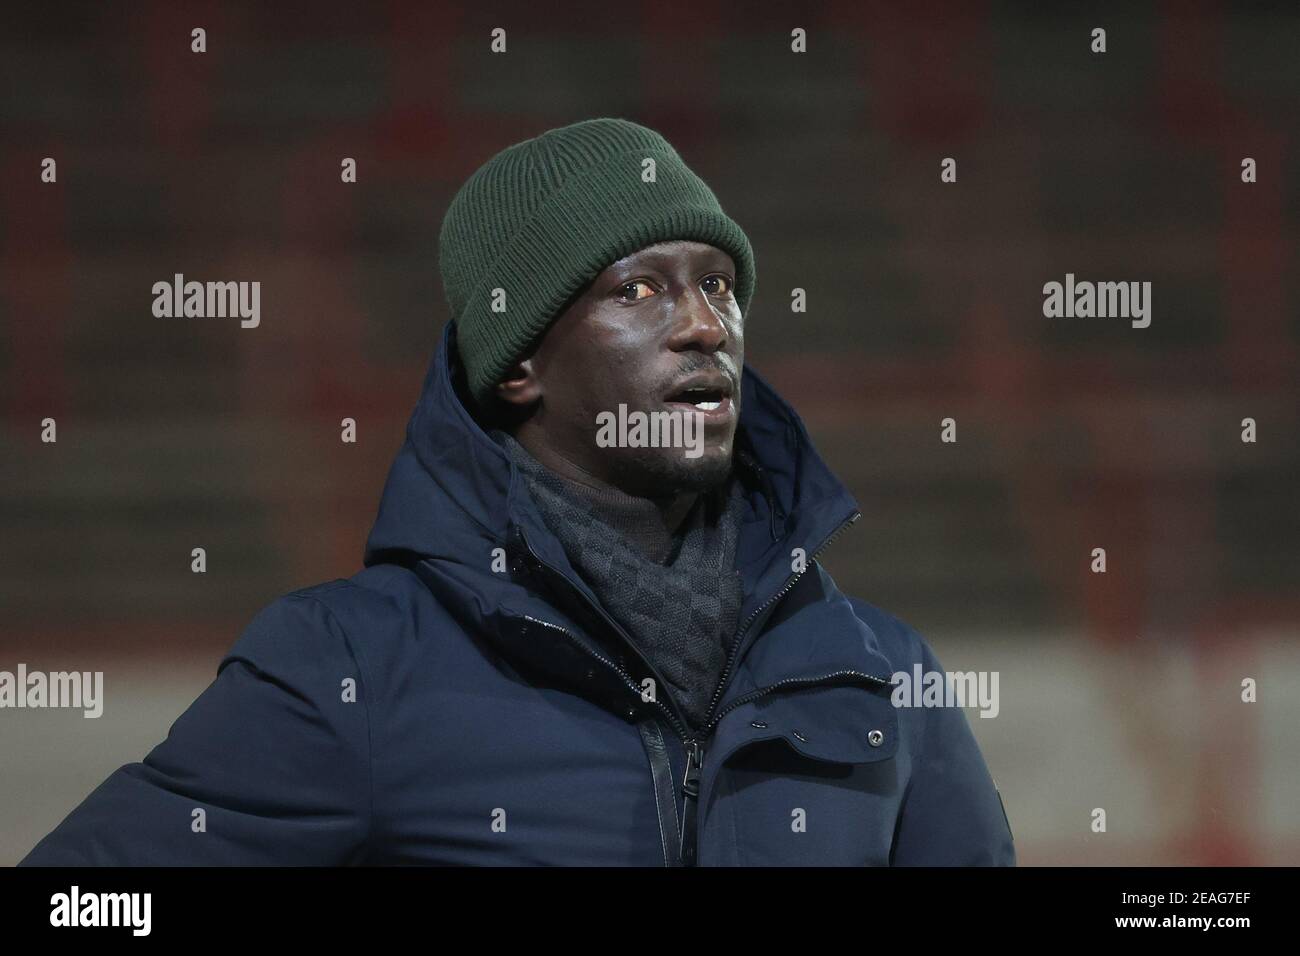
[663,370,735,408]
[663,393,735,423]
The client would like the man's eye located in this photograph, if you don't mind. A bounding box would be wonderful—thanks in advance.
[617,280,656,302]
[702,274,733,296]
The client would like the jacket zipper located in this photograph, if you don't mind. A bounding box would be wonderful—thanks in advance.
[676,508,863,865]
[700,509,863,733]
[678,738,705,865]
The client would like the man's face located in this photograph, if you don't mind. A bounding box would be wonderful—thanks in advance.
[498,239,743,497]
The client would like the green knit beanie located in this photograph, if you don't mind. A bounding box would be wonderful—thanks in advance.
[438,117,756,403]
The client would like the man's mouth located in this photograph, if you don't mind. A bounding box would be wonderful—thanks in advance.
[663,374,736,420]
[667,387,726,412]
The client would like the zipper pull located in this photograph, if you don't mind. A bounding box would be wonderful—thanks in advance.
[679,739,705,866]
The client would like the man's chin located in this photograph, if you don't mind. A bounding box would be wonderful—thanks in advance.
[615,444,734,496]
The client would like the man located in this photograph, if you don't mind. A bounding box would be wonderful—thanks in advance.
[22,118,1014,866]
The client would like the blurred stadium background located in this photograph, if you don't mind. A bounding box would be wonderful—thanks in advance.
[1,0,1297,865]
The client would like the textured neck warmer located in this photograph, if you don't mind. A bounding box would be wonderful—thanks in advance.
[494,431,745,733]
[533,469,680,565]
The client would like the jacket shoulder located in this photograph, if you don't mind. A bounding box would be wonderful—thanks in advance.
[223,584,360,668]
[222,568,424,680]
[261,565,469,674]
[842,595,933,671]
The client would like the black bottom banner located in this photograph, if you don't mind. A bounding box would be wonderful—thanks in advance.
[0,865,1285,942]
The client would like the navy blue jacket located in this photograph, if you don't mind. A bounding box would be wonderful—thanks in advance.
[22,324,1015,866]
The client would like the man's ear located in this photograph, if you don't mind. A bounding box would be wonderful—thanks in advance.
[495,358,542,407]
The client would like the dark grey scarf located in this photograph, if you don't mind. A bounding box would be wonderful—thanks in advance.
[495,432,745,732]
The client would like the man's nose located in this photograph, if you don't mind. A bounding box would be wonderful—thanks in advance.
[667,285,728,353]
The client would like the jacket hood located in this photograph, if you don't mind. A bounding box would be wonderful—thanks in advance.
[363,322,860,602]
